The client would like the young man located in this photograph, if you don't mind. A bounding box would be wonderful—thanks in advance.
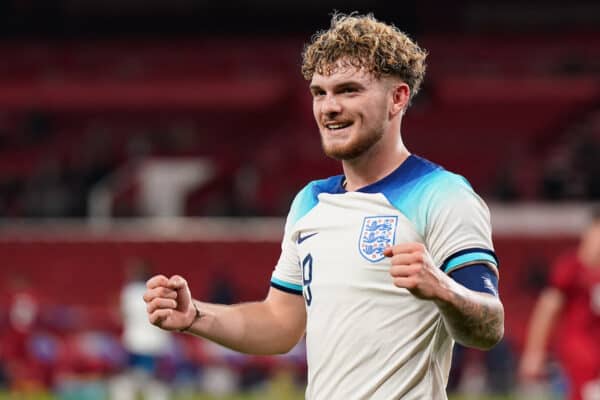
[143,14,504,399]
[520,210,600,400]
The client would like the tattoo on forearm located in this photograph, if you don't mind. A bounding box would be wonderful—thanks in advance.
[440,293,504,349]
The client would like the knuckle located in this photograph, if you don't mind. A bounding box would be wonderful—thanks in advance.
[169,275,188,288]
[150,298,163,310]
[146,274,166,288]
[143,290,156,302]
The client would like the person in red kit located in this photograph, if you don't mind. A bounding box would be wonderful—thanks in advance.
[520,208,600,400]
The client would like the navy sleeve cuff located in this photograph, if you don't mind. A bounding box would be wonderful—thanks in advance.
[270,280,303,296]
[449,263,499,297]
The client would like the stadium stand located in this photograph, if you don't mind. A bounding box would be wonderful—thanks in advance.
[1,36,599,218]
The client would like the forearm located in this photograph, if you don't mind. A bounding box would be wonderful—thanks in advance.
[435,279,504,350]
[185,298,305,355]
[523,289,563,355]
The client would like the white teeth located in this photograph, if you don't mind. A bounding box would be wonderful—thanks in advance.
[326,123,351,130]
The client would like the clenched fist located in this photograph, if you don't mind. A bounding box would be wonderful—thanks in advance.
[384,242,449,300]
[143,274,198,332]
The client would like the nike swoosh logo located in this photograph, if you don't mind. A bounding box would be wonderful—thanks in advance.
[297,232,319,244]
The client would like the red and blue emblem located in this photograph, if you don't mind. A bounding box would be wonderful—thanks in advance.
[358,216,398,262]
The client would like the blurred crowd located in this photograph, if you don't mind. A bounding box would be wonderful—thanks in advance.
[1,101,599,220]
[494,105,600,203]
[0,268,528,399]
[0,263,307,399]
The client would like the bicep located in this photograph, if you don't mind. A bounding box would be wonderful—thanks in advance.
[264,286,307,339]
[450,263,499,297]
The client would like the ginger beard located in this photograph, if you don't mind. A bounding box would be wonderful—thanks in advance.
[319,120,386,161]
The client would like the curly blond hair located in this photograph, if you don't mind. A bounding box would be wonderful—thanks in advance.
[302,13,428,103]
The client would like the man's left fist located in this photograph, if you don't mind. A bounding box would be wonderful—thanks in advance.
[384,242,447,300]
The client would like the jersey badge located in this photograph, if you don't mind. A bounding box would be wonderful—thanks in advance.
[358,216,398,262]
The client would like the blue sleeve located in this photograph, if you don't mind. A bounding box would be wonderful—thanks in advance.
[449,264,499,297]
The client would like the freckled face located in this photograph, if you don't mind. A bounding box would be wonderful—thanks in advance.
[310,66,393,160]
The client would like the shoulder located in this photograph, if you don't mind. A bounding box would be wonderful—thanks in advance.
[411,156,473,195]
[424,169,478,207]
[378,155,472,196]
[382,155,478,211]
[287,174,344,227]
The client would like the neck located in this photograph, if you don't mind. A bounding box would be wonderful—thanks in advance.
[342,134,410,192]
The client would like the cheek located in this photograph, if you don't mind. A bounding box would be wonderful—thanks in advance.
[360,106,382,128]
[358,97,384,120]
[312,100,321,121]
[374,101,390,125]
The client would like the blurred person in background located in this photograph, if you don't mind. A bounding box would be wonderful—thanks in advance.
[520,208,600,400]
[1,273,44,393]
[110,258,171,400]
[143,13,504,400]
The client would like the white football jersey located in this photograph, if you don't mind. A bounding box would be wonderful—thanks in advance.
[271,155,498,400]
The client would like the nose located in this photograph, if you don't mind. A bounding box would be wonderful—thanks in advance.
[320,94,342,117]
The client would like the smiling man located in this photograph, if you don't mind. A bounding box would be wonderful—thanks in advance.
[143,13,504,399]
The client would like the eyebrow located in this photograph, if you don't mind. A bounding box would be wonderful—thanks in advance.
[310,80,365,92]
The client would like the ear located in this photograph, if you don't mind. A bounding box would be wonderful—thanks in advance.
[389,82,410,118]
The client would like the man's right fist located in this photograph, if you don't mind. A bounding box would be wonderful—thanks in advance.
[143,274,197,331]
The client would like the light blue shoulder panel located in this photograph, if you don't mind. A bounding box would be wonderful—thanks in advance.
[287,174,344,227]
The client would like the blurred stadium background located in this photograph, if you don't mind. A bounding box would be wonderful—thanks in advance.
[1,0,600,399]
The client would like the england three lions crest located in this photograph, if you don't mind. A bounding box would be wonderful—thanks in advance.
[359,216,398,262]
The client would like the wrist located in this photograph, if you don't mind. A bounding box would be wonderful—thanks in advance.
[179,302,201,333]
[434,274,463,308]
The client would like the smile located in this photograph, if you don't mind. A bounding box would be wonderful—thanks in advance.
[324,122,353,130]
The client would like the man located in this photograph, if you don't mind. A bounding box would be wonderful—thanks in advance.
[519,210,600,400]
[144,13,504,399]
[112,259,170,400]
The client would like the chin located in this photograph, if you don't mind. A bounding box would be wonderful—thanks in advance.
[322,137,381,161]
[322,144,365,160]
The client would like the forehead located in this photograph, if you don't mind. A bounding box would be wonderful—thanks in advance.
[310,64,379,88]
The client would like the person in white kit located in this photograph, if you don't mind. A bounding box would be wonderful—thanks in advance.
[143,13,504,399]
[112,260,171,400]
